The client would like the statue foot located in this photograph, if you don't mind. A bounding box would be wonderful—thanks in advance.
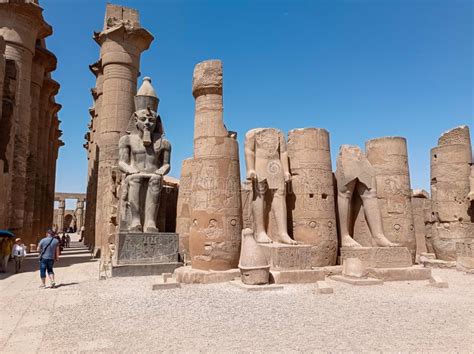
[129,223,142,232]
[144,225,159,233]
[373,234,399,247]
[341,235,362,248]
[255,232,272,244]
[275,233,297,245]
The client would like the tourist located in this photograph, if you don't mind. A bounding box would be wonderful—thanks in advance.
[11,238,27,273]
[66,234,71,248]
[0,237,12,273]
[37,229,60,288]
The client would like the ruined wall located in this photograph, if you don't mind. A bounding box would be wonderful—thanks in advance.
[176,158,193,262]
[411,189,431,259]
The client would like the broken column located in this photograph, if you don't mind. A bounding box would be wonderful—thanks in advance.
[92,4,153,255]
[188,60,242,271]
[365,137,416,257]
[176,158,193,263]
[287,128,337,266]
[0,0,52,240]
[411,189,431,260]
[430,126,474,260]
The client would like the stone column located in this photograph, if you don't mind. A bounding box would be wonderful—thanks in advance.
[411,189,430,260]
[57,199,65,232]
[287,128,337,266]
[176,158,193,262]
[75,199,84,231]
[0,1,52,239]
[189,60,242,271]
[32,65,57,240]
[0,36,6,228]
[430,126,473,260]
[365,137,416,257]
[93,4,153,255]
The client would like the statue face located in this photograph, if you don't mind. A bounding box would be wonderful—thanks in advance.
[134,109,157,134]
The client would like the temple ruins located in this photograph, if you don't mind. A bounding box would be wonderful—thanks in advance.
[0,0,62,248]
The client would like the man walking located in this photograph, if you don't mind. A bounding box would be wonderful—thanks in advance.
[37,229,60,288]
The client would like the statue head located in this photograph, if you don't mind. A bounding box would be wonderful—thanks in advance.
[133,77,161,145]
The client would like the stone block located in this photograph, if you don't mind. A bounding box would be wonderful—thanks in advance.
[259,243,313,270]
[270,269,325,284]
[420,252,436,260]
[428,276,448,288]
[116,232,179,265]
[229,280,283,291]
[456,241,474,273]
[175,266,240,284]
[331,275,383,286]
[314,281,333,294]
[152,281,181,290]
[112,263,182,277]
[367,266,432,281]
[420,257,456,269]
[162,273,173,283]
[341,247,412,268]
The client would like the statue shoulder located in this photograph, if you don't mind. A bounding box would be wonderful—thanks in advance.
[118,134,131,147]
[161,138,171,150]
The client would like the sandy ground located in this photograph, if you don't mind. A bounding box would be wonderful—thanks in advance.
[0,238,473,353]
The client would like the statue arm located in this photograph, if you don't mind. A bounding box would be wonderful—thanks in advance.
[155,141,171,176]
[118,136,137,174]
[244,131,256,179]
[279,132,291,182]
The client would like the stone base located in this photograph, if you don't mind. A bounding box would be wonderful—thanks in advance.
[341,247,412,268]
[270,269,326,284]
[457,262,474,274]
[428,276,448,288]
[112,262,182,277]
[152,281,181,290]
[314,281,334,294]
[420,257,456,269]
[175,266,240,284]
[331,275,383,286]
[456,241,474,273]
[367,266,432,281]
[259,243,313,270]
[229,280,283,291]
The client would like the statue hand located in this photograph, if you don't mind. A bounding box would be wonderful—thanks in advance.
[468,191,474,201]
[128,168,139,175]
[284,172,292,182]
[247,170,257,180]
[154,169,164,176]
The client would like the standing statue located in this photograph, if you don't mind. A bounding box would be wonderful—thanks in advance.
[118,77,171,233]
[335,145,397,248]
[244,128,296,244]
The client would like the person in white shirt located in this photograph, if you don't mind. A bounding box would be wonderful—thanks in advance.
[11,238,27,273]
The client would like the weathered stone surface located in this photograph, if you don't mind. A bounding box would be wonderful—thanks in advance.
[175,266,240,284]
[270,269,325,284]
[287,128,337,266]
[189,60,242,271]
[341,247,413,268]
[367,267,432,281]
[111,262,181,277]
[365,137,416,258]
[115,232,179,265]
[331,275,383,286]
[314,281,334,294]
[430,126,473,260]
[411,190,431,261]
[229,280,283,291]
[176,158,193,262]
[428,276,448,288]
[456,241,474,273]
[239,229,270,285]
[259,243,313,270]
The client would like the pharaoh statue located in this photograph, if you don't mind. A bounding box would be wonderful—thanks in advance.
[244,128,296,244]
[335,145,397,248]
[118,77,171,233]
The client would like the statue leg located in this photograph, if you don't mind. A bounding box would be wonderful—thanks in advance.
[358,182,397,247]
[144,175,162,233]
[252,180,272,243]
[128,176,142,232]
[271,187,297,245]
[338,180,362,248]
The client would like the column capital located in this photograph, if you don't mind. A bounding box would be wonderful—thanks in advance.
[33,45,57,73]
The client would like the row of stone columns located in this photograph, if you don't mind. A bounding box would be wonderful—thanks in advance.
[54,197,85,232]
[0,1,62,245]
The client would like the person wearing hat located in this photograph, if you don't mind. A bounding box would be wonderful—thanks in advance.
[37,229,60,288]
[11,238,27,273]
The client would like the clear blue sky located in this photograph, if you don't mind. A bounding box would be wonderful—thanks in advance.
[42,0,472,208]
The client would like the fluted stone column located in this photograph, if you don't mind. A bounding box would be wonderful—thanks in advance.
[32,68,57,240]
[0,0,52,239]
[75,199,84,231]
[430,126,474,260]
[93,4,153,255]
[176,158,193,262]
[57,199,65,232]
[365,137,416,257]
[287,128,337,266]
[189,60,242,271]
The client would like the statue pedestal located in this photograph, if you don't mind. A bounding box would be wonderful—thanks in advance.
[259,243,313,270]
[333,246,431,284]
[112,232,182,277]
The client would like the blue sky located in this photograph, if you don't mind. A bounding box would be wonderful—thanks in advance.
[41,0,473,208]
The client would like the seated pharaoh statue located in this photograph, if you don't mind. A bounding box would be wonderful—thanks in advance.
[335,145,397,248]
[118,77,171,233]
[244,128,297,245]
